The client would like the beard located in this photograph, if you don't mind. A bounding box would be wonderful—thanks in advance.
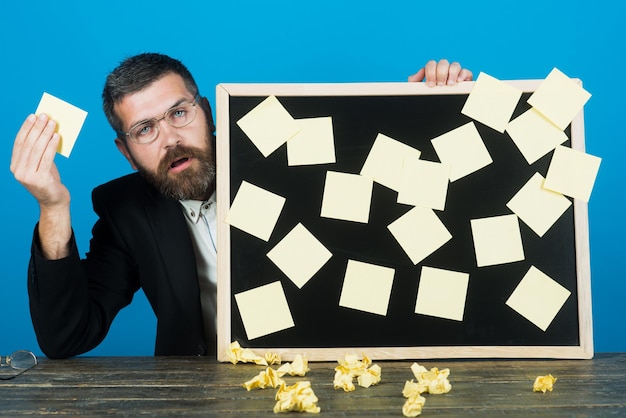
[134,141,216,201]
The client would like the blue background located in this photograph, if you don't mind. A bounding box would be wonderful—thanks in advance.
[1,1,623,356]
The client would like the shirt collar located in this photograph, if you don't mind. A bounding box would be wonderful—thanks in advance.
[179,191,216,224]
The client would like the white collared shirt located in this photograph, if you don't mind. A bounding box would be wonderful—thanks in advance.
[179,192,217,341]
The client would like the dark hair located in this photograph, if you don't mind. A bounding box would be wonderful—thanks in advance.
[102,53,199,136]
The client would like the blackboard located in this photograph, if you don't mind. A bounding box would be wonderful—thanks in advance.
[215,81,592,361]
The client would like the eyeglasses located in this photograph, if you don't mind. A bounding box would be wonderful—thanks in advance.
[121,96,199,145]
[0,350,38,380]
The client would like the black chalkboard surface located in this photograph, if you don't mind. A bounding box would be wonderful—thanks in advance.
[215,81,592,361]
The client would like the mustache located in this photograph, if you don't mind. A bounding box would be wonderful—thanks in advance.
[159,145,209,171]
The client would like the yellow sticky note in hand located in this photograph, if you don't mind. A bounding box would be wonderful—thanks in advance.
[34,92,88,158]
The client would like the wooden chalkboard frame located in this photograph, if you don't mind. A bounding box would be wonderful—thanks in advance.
[215,81,592,362]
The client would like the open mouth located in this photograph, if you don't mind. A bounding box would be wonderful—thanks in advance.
[171,157,189,168]
[167,157,193,174]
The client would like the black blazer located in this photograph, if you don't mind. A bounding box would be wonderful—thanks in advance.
[28,173,213,358]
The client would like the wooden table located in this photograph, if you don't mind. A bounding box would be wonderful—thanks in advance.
[1,353,625,416]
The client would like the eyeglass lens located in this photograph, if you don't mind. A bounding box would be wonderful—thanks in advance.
[0,350,37,380]
[130,102,197,143]
[9,350,37,369]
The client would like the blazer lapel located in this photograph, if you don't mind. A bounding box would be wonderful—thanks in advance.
[143,189,202,312]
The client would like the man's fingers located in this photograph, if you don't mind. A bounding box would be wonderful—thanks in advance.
[457,68,474,82]
[407,59,473,86]
[408,67,426,82]
[446,62,462,85]
[39,132,61,175]
[11,115,37,173]
[435,59,451,86]
[424,60,438,86]
[11,113,58,184]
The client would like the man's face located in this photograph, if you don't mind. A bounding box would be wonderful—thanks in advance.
[114,73,216,201]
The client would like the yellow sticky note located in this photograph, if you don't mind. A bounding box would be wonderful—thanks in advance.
[360,133,422,192]
[320,171,373,223]
[533,374,557,393]
[506,173,572,237]
[243,367,285,390]
[414,266,469,322]
[339,260,395,316]
[357,364,382,388]
[267,223,333,289]
[225,181,286,241]
[334,370,356,392]
[543,145,601,202]
[34,92,88,158]
[506,266,571,331]
[234,281,295,340]
[461,72,523,133]
[527,68,591,130]
[236,95,300,157]
[409,362,452,395]
[334,353,381,390]
[287,117,336,166]
[397,159,450,211]
[388,206,452,265]
[274,381,320,414]
[402,390,426,417]
[470,214,525,267]
[506,108,569,164]
[277,354,310,377]
[431,122,492,182]
[225,341,270,365]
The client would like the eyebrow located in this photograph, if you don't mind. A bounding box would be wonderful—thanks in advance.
[128,97,193,130]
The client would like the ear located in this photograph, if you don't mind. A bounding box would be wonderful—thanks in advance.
[115,137,138,170]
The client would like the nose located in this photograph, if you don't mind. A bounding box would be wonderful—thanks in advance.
[156,117,181,147]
